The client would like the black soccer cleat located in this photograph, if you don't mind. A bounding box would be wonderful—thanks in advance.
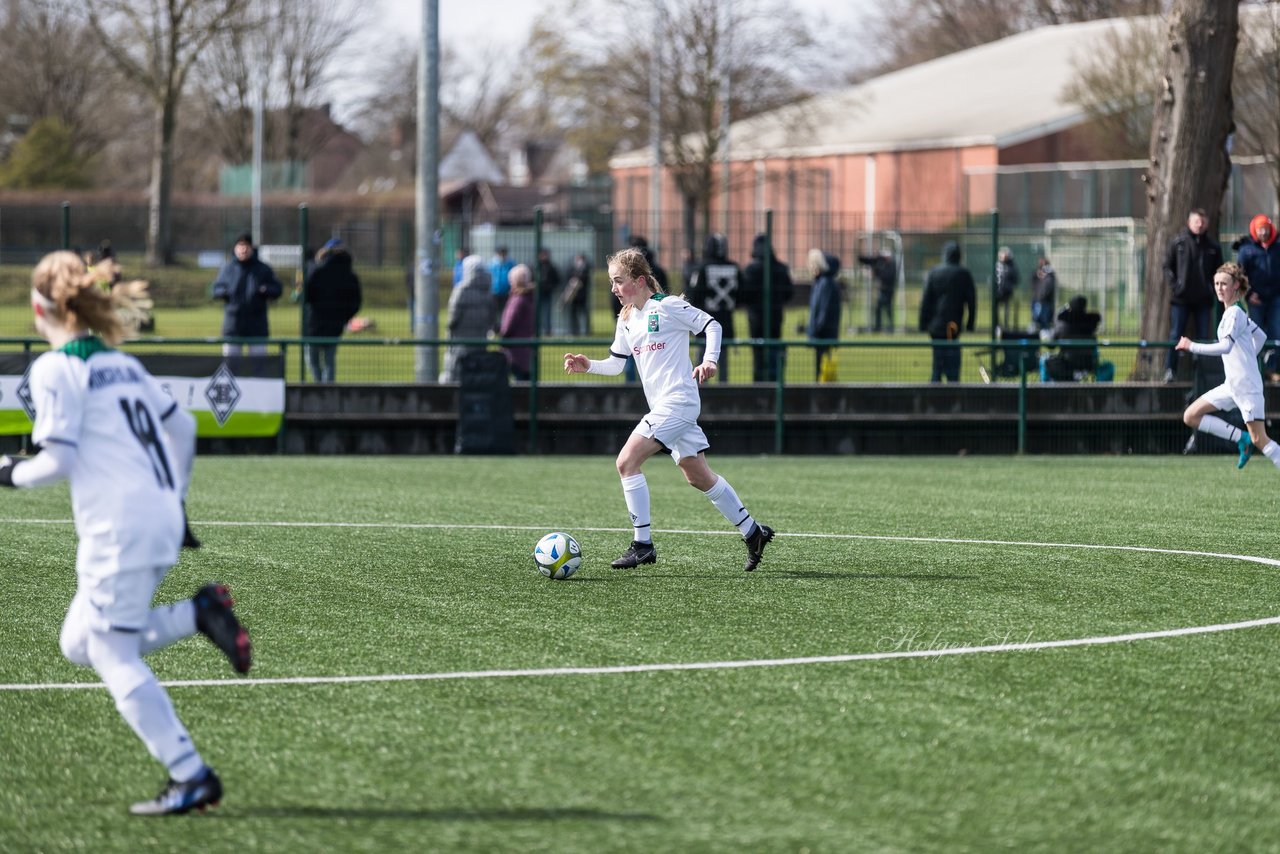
[611,540,657,568]
[129,766,222,816]
[194,583,252,674]
[742,524,775,572]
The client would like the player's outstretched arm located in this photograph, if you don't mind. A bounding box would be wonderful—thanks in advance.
[564,353,590,374]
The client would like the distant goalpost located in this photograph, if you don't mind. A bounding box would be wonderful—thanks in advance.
[1043,217,1146,336]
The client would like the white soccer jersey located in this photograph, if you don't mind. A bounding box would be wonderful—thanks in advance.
[29,338,184,577]
[1190,303,1267,402]
[608,294,715,417]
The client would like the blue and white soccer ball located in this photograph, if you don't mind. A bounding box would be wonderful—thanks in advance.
[533,532,582,580]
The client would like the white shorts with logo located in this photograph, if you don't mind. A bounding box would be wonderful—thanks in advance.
[635,412,709,463]
[1204,382,1266,424]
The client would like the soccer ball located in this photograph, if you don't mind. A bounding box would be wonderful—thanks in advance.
[533,532,582,580]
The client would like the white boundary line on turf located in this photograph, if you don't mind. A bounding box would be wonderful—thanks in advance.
[2,521,1279,692]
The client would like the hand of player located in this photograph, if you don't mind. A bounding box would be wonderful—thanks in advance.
[564,353,589,374]
[692,360,718,383]
[1175,336,1192,351]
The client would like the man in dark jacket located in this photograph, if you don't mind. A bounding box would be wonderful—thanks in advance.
[858,248,897,332]
[212,232,282,356]
[1162,208,1223,382]
[808,250,843,379]
[1238,213,1280,378]
[918,241,977,383]
[741,233,794,382]
[303,238,363,382]
[686,233,740,382]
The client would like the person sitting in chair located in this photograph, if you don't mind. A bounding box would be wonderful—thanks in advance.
[1043,295,1102,380]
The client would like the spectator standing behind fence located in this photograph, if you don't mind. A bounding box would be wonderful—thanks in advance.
[918,241,976,383]
[687,234,740,382]
[302,238,362,383]
[1237,213,1280,380]
[535,248,561,335]
[994,246,1020,329]
[742,234,795,383]
[806,249,842,380]
[563,252,592,336]
[211,232,282,357]
[499,263,536,382]
[1030,256,1057,333]
[490,246,514,324]
[440,255,495,383]
[1163,208,1223,383]
[452,246,468,286]
[858,248,897,332]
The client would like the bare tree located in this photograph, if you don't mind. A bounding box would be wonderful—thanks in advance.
[1136,0,1238,377]
[1234,2,1280,211]
[527,0,818,235]
[85,0,250,266]
[1062,19,1163,160]
[0,0,123,163]
[197,0,366,169]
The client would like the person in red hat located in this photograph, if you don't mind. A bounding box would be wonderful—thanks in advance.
[1237,213,1280,380]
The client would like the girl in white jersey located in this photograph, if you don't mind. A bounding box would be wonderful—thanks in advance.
[0,251,251,816]
[564,247,775,571]
[1176,262,1280,470]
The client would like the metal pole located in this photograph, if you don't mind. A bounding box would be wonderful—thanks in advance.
[989,207,1000,343]
[60,201,70,250]
[298,203,309,382]
[719,0,732,235]
[649,5,662,246]
[252,77,264,247]
[530,208,544,453]
[414,0,441,381]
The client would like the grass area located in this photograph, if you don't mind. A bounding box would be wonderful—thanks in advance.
[1,456,1278,851]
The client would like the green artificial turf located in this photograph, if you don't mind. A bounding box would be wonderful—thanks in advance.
[1,456,1278,852]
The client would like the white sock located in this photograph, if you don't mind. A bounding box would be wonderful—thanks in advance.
[88,629,204,781]
[620,473,651,543]
[703,476,756,535]
[140,600,196,656]
[1263,441,1280,469]
[1198,414,1242,443]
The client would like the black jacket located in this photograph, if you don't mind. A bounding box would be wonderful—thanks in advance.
[858,253,897,295]
[741,234,794,338]
[211,250,282,338]
[918,242,976,340]
[1163,227,1223,307]
[304,251,362,337]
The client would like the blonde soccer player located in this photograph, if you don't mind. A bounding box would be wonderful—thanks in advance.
[1176,261,1280,470]
[563,246,775,571]
[0,251,251,815]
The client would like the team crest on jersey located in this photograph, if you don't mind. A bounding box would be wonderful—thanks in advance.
[205,362,242,426]
[15,367,34,420]
[648,313,659,332]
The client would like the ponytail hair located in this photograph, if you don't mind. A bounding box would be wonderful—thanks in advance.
[32,251,126,345]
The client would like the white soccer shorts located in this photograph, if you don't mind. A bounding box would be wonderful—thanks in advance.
[634,413,710,463]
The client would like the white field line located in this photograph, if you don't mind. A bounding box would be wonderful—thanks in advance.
[2,520,1278,693]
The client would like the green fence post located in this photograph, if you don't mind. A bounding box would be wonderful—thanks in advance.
[60,201,71,250]
[989,207,999,342]
[298,203,309,382]
[530,207,543,453]
[1018,350,1027,454]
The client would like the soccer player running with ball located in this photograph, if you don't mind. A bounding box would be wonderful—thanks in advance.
[0,251,251,815]
[1177,261,1280,470]
[564,246,775,571]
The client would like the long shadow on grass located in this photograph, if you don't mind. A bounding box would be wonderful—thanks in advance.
[237,805,661,822]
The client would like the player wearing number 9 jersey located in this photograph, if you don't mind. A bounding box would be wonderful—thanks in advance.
[0,251,251,816]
